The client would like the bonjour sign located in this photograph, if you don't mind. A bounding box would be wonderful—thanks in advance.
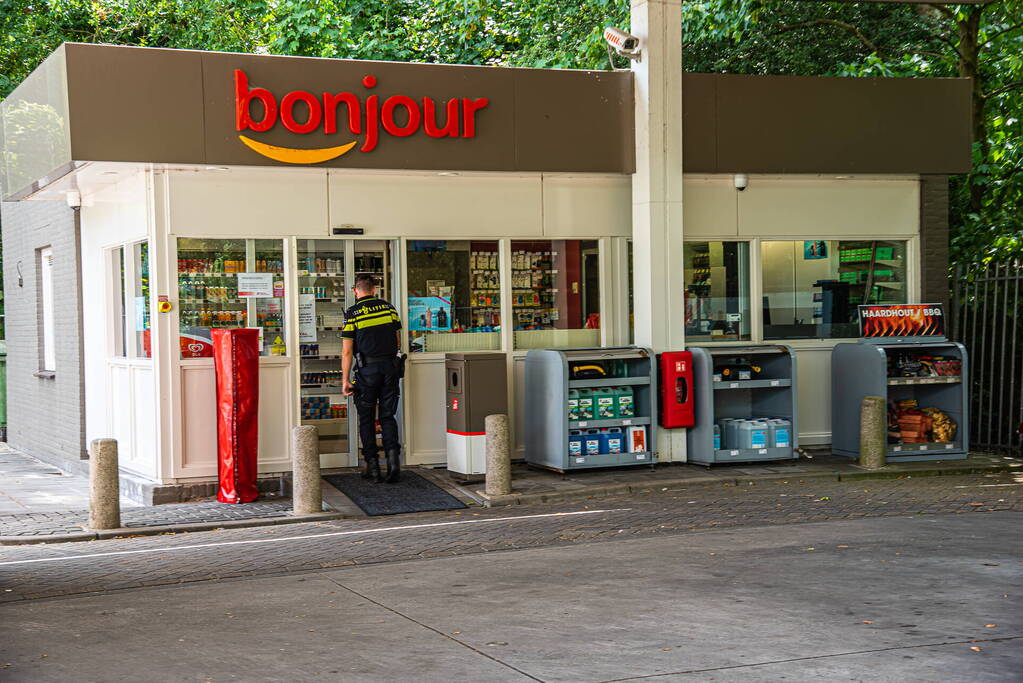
[234,70,490,164]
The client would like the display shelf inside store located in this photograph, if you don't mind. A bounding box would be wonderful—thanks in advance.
[301,355,341,360]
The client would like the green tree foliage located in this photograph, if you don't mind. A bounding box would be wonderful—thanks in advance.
[1,1,1020,261]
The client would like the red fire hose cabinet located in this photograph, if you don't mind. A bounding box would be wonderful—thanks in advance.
[212,329,260,504]
[658,351,695,428]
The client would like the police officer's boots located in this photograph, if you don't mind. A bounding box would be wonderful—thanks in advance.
[384,448,401,483]
[363,455,383,483]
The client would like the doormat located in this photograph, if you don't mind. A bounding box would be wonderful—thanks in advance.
[322,471,467,516]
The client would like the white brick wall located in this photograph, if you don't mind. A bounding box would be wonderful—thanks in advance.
[1,200,86,465]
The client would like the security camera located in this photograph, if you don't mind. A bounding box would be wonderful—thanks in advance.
[604,27,641,60]
[65,190,82,208]
[733,173,749,191]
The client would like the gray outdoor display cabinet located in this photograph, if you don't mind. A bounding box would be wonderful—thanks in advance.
[831,338,969,461]
[686,345,799,465]
[525,347,658,472]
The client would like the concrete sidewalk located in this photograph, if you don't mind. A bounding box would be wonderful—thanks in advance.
[465,451,1022,506]
[2,512,1019,681]
[0,445,138,514]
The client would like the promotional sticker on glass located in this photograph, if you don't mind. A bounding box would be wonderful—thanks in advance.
[803,241,828,260]
[408,296,453,331]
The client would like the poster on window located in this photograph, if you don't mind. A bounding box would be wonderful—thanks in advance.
[803,241,828,260]
[298,294,317,342]
[407,296,452,331]
[180,329,214,357]
[237,272,274,298]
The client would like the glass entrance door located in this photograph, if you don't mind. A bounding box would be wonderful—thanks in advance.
[296,239,395,468]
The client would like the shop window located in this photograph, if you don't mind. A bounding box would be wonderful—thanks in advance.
[38,247,56,371]
[405,240,500,353]
[177,238,287,358]
[511,240,600,350]
[684,241,751,342]
[761,240,908,340]
[108,246,127,359]
[132,242,151,358]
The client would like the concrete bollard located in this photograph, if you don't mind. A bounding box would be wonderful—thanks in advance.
[88,438,121,530]
[292,425,323,514]
[858,396,888,469]
[485,414,511,497]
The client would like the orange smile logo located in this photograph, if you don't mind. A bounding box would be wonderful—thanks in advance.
[237,136,357,164]
[234,70,489,164]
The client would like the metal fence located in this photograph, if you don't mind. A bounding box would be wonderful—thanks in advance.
[951,260,1023,455]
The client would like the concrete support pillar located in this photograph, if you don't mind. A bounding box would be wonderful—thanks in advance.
[292,426,323,514]
[484,414,511,497]
[632,0,686,460]
[858,396,887,469]
[87,438,121,530]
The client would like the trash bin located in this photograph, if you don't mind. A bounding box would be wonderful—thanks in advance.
[212,329,260,503]
[445,353,507,478]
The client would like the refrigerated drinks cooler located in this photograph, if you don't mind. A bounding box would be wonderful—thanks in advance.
[831,338,968,461]
[525,347,657,471]
[685,345,798,465]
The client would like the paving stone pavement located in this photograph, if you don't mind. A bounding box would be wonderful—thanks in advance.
[0,500,296,536]
[0,471,1020,604]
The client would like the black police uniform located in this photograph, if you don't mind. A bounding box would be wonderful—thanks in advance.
[342,294,403,481]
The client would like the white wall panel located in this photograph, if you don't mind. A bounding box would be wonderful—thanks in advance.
[179,364,216,473]
[130,365,157,478]
[168,168,328,237]
[329,172,543,237]
[682,179,738,237]
[542,176,631,237]
[407,357,447,466]
[109,364,132,458]
[257,362,293,471]
[176,361,294,477]
[738,179,918,237]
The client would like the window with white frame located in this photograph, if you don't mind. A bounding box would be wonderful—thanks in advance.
[111,247,127,358]
[38,247,56,372]
[761,239,909,340]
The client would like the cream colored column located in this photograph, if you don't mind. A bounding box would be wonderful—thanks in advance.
[632,0,686,461]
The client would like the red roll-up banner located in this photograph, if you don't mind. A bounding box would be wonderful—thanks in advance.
[212,329,260,504]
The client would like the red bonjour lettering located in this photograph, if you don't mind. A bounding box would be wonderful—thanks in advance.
[461,97,489,138]
[280,91,322,134]
[235,70,277,132]
[423,98,459,138]
[323,92,361,135]
[362,95,379,153]
[381,95,421,137]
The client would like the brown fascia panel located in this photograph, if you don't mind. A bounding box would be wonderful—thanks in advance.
[683,73,973,175]
[57,43,634,174]
[65,44,206,164]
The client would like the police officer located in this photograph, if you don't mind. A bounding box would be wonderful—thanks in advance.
[341,274,404,483]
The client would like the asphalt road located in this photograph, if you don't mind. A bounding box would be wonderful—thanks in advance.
[0,472,1020,681]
